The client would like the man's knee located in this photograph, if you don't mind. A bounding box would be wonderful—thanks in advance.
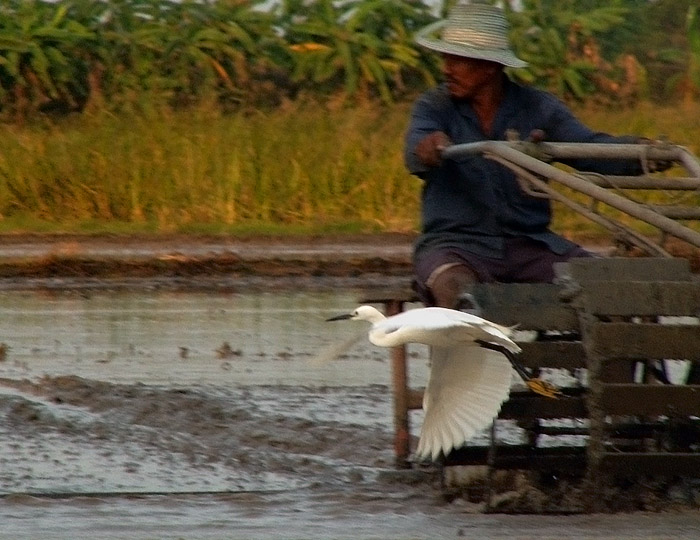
[429,265,478,308]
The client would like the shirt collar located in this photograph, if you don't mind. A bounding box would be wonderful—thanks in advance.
[450,76,519,137]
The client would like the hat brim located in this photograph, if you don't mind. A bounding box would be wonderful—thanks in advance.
[415,20,528,69]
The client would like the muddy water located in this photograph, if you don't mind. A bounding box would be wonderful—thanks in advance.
[0,289,428,386]
[1,289,699,539]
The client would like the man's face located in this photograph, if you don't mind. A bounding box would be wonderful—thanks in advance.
[442,54,502,100]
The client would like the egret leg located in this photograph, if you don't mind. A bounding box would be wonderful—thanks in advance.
[475,340,562,399]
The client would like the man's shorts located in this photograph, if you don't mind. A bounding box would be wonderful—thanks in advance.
[413,236,594,305]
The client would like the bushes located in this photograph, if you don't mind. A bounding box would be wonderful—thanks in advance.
[1,0,696,120]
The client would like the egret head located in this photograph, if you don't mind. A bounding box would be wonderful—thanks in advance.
[326,305,385,323]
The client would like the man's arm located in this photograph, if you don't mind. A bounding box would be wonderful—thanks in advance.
[404,91,453,175]
[543,100,653,175]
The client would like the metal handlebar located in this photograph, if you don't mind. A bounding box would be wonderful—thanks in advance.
[440,141,700,254]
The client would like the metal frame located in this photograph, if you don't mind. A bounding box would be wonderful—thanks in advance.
[442,141,700,256]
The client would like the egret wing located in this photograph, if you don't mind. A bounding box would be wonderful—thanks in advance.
[368,308,461,347]
[416,344,513,461]
[369,308,520,354]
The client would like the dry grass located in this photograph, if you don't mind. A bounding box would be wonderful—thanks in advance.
[0,100,698,240]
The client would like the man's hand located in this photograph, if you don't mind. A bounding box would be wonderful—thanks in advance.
[414,131,452,168]
[637,137,673,173]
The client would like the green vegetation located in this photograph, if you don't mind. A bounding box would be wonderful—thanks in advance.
[0,0,699,239]
[0,0,697,117]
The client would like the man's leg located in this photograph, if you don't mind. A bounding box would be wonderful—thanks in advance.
[501,237,595,283]
[427,264,478,309]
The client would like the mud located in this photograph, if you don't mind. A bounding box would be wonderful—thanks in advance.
[0,233,415,283]
[1,235,700,539]
[0,233,697,291]
[0,375,400,494]
[3,371,700,539]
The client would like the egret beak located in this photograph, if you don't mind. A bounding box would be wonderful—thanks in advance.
[326,313,353,322]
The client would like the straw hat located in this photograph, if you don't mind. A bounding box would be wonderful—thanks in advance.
[415,2,527,69]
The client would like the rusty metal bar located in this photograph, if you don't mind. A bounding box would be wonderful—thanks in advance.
[406,388,423,411]
[385,298,412,469]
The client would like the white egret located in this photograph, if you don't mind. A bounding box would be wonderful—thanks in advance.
[327,305,560,461]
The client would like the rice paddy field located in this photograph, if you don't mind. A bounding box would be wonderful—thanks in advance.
[1,101,699,243]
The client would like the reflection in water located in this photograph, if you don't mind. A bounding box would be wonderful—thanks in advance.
[0,290,429,518]
[0,289,430,387]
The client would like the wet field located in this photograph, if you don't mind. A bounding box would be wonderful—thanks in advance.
[1,286,700,539]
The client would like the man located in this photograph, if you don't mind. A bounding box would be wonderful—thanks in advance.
[404,2,658,308]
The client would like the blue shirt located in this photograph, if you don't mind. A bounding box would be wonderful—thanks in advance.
[404,78,642,260]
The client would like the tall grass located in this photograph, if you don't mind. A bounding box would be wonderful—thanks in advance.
[0,102,422,234]
[0,100,698,238]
